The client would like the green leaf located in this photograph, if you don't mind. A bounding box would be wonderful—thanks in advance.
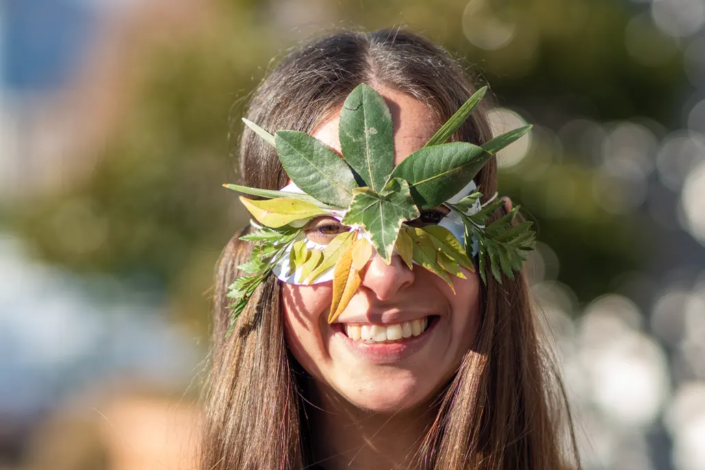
[239,225,299,242]
[275,130,358,207]
[407,227,454,291]
[437,250,466,279]
[223,184,332,208]
[239,196,326,228]
[341,178,420,263]
[481,125,532,155]
[304,231,356,284]
[389,142,492,210]
[485,239,503,282]
[422,225,474,271]
[454,191,483,212]
[289,239,309,274]
[225,227,300,334]
[467,199,505,226]
[395,227,414,270]
[424,87,488,147]
[339,83,395,192]
[484,206,520,237]
[298,249,323,283]
[242,118,276,147]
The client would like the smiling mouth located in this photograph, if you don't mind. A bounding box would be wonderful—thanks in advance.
[341,316,437,343]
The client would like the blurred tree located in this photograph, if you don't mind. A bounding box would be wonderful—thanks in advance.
[8,0,683,327]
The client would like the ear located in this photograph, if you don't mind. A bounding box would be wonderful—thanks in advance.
[501,196,513,213]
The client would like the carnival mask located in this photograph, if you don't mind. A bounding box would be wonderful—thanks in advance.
[224,84,535,333]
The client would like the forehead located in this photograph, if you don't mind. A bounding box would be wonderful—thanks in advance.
[311,85,440,166]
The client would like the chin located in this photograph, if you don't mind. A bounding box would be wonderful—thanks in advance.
[334,370,441,414]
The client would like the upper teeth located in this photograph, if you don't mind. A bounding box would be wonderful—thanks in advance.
[344,318,430,342]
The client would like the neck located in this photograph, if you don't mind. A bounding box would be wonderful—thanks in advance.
[304,381,436,470]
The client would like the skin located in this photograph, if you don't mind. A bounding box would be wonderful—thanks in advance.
[281,85,509,469]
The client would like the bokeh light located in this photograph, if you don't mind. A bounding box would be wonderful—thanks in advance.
[650,0,705,38]
[680,160,705,245]
[487,107,531,168]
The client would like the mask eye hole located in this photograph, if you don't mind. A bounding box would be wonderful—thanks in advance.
[303,216,351,245]
[406,207,450,227]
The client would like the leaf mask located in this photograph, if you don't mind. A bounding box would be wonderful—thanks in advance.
[224,83,535,332]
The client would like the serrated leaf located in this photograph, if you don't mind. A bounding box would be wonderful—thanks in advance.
[467,199,505,226]
[240,225,298,242]
[495,243,516,280]
[237,257,265,274]
[485,206,519,237]
[242,118,276,147]
[328,241,362,323]
[339,83,394,192]
[239,196,326,228]
[389,142,492,210]
[224,184,330,207]
[494,220,534,244]
[481,125,532,155]
[275,130,358,207]
[485,240,503,283]
[298,249,323,284]
[395,227,414,270]
[422,225,474,271]
[341,178,419,263]
[424,86,488,147]
[454,191,483,212]
[407,227,454,292]
[304,231,356,284]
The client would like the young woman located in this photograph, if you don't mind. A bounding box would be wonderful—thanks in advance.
[201,28,580,470]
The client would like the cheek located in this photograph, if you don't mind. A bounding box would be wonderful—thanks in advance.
[281,282,333,379]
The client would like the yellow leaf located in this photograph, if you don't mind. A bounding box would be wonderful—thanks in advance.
[298,249,322,284]
[239,196,326,228]
[328,242,362,323]
[289,240,308,274]
[409,227,455,293]
[422,225,473,270]
[437,250,466,279]
[351,238,374,271]
[395,227,414,270]
[304,231,356,284]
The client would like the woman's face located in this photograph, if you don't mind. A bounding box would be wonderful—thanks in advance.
[282,85,482,413]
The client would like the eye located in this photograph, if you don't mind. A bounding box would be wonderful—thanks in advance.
[406,208,449,227]
[303,216,351,244]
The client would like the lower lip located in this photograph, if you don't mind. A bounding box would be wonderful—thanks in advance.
[332,317,440,364]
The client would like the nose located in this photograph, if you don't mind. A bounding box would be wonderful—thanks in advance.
[359,252,415,301]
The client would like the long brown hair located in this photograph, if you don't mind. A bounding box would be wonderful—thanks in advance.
[201,28,580,469]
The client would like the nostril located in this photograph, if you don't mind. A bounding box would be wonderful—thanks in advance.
[359,252,415,300]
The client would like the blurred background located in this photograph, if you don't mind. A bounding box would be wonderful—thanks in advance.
[1,0,704,468]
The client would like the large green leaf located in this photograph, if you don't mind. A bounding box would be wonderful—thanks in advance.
[339,83,395,192]
[481,125,532,155]
[275,130,358,207]
[389,142,492,209]
[341,178,420,263]
[424,86,488,147]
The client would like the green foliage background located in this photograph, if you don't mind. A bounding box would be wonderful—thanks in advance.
[8,0,681,331]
